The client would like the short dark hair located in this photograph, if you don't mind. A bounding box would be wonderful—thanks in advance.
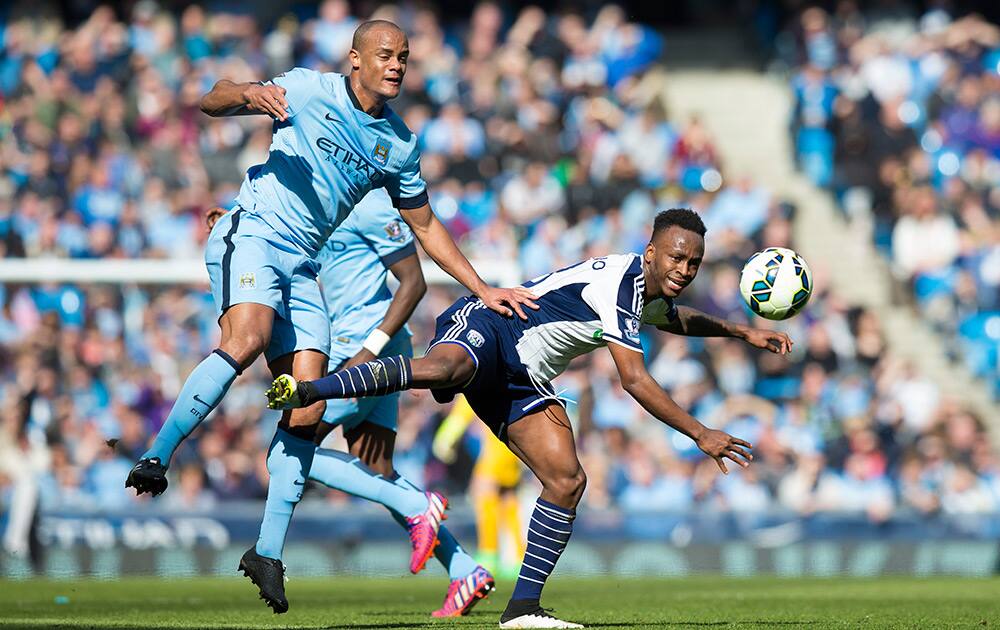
[352,20,404,50]
[651,208,706,240]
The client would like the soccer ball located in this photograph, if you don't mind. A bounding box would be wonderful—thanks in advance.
[739,247,812,320]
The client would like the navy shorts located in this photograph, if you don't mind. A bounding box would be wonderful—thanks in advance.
[427,296,565,439]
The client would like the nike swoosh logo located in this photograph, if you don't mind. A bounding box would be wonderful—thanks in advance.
[192,394,211,408]
[325,113,342,123]
[293,480,305,486]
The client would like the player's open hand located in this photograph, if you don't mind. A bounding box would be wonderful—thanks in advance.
[741,328,793,355]
[479,286,539,320]
[242,83,289,121]
[695,428,753,474]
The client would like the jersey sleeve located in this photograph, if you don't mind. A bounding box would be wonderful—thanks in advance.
[583,260,645,353]
[641,298,678,326]
[384,144,429,209]
[368,212,417,266]
[266,67,319,118]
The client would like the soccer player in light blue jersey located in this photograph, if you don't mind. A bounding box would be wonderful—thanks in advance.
[125,20,536,613]
[306,188,494,617]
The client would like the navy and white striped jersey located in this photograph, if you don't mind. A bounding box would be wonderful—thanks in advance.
[511,253,676,382]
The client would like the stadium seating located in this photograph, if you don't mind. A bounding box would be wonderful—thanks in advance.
[1,2,998,524]
[785,7,999,400]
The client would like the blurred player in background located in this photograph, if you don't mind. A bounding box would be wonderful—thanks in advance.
[434,396,525,578]
[126,19,535,614]
[269,209,792,628]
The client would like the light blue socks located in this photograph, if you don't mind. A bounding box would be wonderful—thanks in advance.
[308,447,478,579]
[143,350,240,465]
[308,449,427,517]
[255,428,316,560]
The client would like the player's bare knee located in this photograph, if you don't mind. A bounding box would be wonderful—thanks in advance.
[545,467,586,507]
[285,401,325,428]
[564,468,587,505]
[301,400,326,424]
[221,330,269,365]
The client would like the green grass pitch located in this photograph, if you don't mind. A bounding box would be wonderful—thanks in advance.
[1,576,998,628]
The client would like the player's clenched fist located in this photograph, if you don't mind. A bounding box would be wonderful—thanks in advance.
[242,83,289,121]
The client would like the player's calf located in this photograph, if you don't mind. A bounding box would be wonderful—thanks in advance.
[127,348,244,496]
[408,344,476,388]
[254,348,327,566]
[499,405,586,627]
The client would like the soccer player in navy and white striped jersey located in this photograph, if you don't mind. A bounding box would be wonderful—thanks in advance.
[268,208,794,629]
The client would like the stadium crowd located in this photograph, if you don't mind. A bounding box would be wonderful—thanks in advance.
[1,0,999,542]
[785,3,1000,400]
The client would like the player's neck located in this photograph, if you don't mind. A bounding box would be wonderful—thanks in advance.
[347,72,387,118]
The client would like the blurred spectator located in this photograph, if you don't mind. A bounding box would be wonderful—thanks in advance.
[783,6,1000,400]
[500,162,565,227]
[891,186,960,279]
[815,453,895,521]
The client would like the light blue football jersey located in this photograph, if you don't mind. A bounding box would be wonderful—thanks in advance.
[234,68,427,258]
[318,188,416,365]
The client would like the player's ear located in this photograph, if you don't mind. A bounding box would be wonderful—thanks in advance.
[644,241,655,264]
[349,48,361,71]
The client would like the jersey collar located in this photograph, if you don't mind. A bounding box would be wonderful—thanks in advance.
[343,75,389,123]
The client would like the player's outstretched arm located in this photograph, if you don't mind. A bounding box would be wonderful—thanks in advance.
[342,252,427,369]
[398,203,538,320]
[658,305,793,354]
[200,79,289,120]
[607,343,753,474]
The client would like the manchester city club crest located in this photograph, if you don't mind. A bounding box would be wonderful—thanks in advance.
[371,139,391,166]
[239,272,256,289]
[383,220,406,242]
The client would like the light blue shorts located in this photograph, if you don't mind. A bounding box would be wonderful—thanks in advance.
[322,332,413,432]
[205,208,330,363]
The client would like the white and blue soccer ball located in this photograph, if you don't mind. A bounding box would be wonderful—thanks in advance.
[739,247,812,321]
